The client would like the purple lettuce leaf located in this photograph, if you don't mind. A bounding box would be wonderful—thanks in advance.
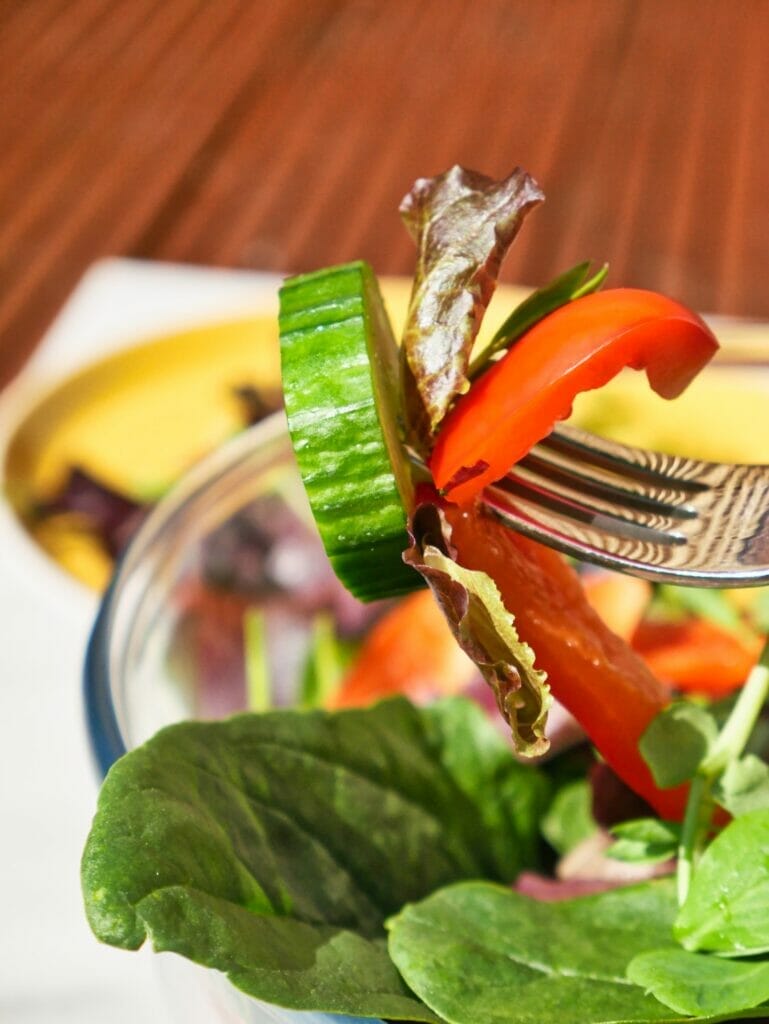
[399,164,543,445]
[36,467,148,556]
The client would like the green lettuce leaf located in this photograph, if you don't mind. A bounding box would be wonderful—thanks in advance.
[712,754,769,816]
[82,698,549,1020]
[675,809,769,956]
[628,948,769,1018]
[404,501,551,756]
[388,879,769,1024]
[399,165,543,443]
[608,818,681,864]
[541,778,597,855]
[639,702,719,789]
[652,584,746,634]
[388,879,690,1024]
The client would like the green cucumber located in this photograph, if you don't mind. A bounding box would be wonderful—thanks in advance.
[279,261,418,602]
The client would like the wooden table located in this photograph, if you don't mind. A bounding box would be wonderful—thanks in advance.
[3,0,769,388]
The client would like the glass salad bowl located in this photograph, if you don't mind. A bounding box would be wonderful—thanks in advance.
[84,351,769,1024]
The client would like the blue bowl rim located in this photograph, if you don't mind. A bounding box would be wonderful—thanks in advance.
[84,573,127,777]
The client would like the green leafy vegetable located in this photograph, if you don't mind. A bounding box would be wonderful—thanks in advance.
[675,809,769,956]
[141,888,438,1022]
[712,754,769,816]
[468,260,608,379]
[699,641,769,780]
[609,818,680,864]
[640,702,718,789]
[243,607,270,712]
[82,698,549,1020]
[404,501,551,756]
[388,879,723,1024]
[628,948,769,1017]
[85,161,769,1023]
[641,645,769,907]
[400,165,543,443]
[541,778,597,855]
[298,612,355,708]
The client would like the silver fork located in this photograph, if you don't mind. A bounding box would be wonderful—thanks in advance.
[479,425,769,586]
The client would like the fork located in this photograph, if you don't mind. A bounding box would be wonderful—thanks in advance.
[477,424,769,587]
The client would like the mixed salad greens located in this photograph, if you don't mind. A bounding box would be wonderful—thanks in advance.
[83,166,769,1023]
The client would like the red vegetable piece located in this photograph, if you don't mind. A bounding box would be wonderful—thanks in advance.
[331,590,476,709]
[446,503,688,820]
[430,288,719,504]
[632,618,763,697]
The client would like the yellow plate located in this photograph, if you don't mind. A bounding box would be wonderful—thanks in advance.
[4,316,281,589]
[570,361,769,465]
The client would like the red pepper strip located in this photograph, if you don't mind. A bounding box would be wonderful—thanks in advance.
[446,502,688,820]
[330,590,476,708]
[632,618,763,697]
[431,288,719,504]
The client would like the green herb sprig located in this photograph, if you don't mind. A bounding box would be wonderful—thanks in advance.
[621,639,769,1017]
[468,260,608,380]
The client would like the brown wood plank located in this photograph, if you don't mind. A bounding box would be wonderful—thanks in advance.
[3,0,769,389]
[0,0,71,68]
[139,0,636,275]
[0,0,105,90]
[0,1,161,206]
[0,1,298,384]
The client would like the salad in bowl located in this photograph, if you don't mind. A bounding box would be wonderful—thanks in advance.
[83,166,769,1024]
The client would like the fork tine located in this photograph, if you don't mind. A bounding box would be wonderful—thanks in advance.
[482,485,689,580]
[485,426,769,586]
[490,472,688,543]
[541,424,710,493]
[519,448,698,521]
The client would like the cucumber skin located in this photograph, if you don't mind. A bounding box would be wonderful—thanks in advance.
[279,262,419,602]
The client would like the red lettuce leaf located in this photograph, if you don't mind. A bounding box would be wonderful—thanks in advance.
[37,467,148,556]
[403,496,550,756]
[399,165,543,445]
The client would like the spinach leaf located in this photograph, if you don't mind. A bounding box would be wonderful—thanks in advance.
[388,879,698,1024]
[640,702,718,788]
[628,948,769,1017]
[675,809,769,956]
[609,818,680,864]
[82,698,549,1020]
[388,880,769,1023]
[541,778,597,855]
[712,754,769,817]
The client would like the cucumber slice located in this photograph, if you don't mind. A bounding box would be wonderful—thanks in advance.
[279,261,418,602]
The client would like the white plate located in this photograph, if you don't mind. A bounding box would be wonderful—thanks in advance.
[0,260,285,1024]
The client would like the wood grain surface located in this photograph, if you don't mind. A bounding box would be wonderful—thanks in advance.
[3,0,769,387]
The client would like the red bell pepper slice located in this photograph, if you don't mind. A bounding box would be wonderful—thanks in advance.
[430,288,719,504]
[632,618,763,697]
[330,590,476,708]
[445,501,688,820]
